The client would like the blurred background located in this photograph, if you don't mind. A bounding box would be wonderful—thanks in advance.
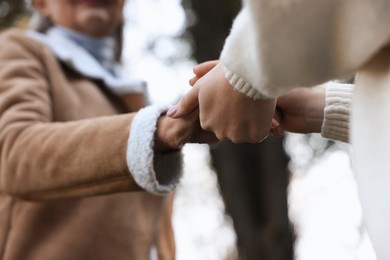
[0,0,377,259]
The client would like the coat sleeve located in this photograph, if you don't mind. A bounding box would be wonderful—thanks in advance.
[0,31,181,200]
[220,0,390,98]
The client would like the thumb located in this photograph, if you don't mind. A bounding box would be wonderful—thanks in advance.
[167,85,200,118]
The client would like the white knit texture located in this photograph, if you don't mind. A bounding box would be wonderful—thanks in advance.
[127,104,183,195]
[223,66,269,100]
[321,83,354,143]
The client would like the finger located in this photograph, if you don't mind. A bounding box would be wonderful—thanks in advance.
[270,125,284,137]
[183,108,219,144]
[273,109,282,125]
[193,60,219,78]
[185,107,200,122]
[167,85,200,118]
[270,128,280,137]
[270,111,284,137]
[189,75,199,86]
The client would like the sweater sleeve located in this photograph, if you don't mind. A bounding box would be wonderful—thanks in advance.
[0,30,180,200]
[321,82,354,143]
[220,0,390,98]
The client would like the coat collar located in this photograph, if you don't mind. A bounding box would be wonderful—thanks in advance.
[27,28,147,95]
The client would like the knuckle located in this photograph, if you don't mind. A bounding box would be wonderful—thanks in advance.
[215,132,227,142]
[229,132,246,144]
[230,138,243,144]
[199,119,212,132]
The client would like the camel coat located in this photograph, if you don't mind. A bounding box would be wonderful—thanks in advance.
[0,29,175,260]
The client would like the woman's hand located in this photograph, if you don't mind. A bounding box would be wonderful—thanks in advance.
[189,60,219,86]
[169,62,276,143]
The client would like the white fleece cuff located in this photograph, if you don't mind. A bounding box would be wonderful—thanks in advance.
[127,104,183,195]
[321,82,354,143]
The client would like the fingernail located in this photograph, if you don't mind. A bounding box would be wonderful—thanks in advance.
[167,106,177,117]
[189,77,195,86]
[189,76,198,86]
[272,118,280,128]
[271,119,284,137]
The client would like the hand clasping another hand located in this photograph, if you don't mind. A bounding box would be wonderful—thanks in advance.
[167,61,276,144]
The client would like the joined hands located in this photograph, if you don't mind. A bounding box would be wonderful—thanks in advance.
[168,60,276,143]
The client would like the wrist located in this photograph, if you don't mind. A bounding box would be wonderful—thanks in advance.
[304,86,326,133]
[154,116,184,151]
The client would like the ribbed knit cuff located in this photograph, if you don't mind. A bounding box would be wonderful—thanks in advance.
[223,66,270,100]
[321,83,354,143]
[127,104,183,195]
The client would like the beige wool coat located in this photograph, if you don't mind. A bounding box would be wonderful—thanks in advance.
[0,29,176,260]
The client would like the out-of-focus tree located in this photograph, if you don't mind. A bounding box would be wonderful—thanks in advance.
[181,0,295,259]
[0,0,29,30]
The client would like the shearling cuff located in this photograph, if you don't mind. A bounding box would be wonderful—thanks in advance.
[127,104,183,195]
[223,66,270,100]
[321,83,354,143]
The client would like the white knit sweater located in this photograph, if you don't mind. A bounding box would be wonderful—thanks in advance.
[220,1,390,259]
[321,83,353,143]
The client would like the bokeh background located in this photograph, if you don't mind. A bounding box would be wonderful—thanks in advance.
[0,0,377,259]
